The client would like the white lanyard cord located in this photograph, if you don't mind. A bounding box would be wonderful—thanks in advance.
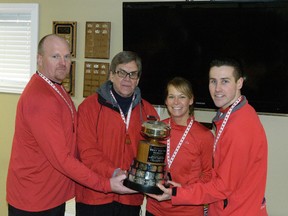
[110,90,135,132]
[213,96,242,155]
[37,71,74,125]
[167,118,194,169]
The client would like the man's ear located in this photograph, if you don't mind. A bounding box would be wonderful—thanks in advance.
[237,77,244,90]
[37,54,42,67]
[108,71,114,82]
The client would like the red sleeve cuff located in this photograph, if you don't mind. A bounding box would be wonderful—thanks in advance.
[104,178,112,193]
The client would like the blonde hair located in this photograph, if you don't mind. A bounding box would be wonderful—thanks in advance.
[165,77,194,116]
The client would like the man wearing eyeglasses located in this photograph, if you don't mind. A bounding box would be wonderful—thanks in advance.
[75,51,159,216]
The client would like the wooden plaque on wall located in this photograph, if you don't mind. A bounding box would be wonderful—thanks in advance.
[53,21,77,57]
[85,22,111,59]
[83,61,109,97]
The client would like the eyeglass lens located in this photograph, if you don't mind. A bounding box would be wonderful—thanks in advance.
[117,70,138,79]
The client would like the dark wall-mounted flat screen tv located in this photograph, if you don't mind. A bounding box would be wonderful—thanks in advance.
[123,1,288,114]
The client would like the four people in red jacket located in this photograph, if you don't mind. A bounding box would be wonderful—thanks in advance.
[6,33,268,216]
[148,58,268,216]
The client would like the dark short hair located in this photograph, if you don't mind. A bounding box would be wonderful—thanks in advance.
[110,51,142,77]
[209,57,244,81]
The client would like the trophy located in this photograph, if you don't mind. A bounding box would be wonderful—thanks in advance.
[124,120,170,194]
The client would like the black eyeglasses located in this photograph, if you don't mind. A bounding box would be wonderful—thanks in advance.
[115,69,139,80]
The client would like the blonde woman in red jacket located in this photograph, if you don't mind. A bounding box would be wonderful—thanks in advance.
[146,77,214,216]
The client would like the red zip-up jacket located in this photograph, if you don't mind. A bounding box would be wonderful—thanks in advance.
[76,89,159,206]
[146,117,213,216]
[6,74,111,212]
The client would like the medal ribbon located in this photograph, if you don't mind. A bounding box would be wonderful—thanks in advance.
[213,96,242,155]
[110,90,135,132]
[167,118,194,169]
[37,71,75,131]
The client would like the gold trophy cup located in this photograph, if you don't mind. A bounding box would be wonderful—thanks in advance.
[124,120,170,194]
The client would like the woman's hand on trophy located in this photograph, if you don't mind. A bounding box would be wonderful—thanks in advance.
[110,174,138,194]
[146,181,182,201]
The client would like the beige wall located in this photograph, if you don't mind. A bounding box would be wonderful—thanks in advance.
[0,0,287,215]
